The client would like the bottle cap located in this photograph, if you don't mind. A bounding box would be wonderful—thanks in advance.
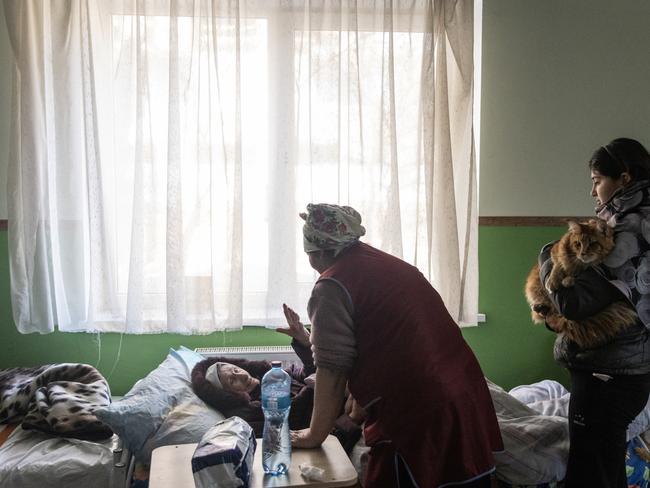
[271,360,282,368]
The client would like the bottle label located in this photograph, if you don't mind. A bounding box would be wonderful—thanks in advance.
[262,395,291,410]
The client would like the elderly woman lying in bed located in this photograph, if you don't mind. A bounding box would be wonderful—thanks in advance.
[191,307,363,453]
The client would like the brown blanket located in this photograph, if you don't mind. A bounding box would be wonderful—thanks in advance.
[0,424,17,448]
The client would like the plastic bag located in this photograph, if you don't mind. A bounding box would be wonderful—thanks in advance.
[191,416,256,488]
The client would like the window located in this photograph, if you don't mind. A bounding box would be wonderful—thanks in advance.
[6,1,477,333]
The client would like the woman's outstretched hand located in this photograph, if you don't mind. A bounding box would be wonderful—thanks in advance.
[290,428,324,449]
[277,304,311,347]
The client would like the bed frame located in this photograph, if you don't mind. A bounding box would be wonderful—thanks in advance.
[111,435,135,488]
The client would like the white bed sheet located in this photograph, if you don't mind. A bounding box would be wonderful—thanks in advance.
[0,425,121,488]
[510,379,650,440]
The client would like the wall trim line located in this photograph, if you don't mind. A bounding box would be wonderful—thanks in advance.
[0,217,593,230]
[479,216,592,227]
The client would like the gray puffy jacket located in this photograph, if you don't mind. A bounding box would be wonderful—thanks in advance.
[539,242,650,375]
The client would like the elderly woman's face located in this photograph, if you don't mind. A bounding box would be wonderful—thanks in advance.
[308,251,324,272]
[218,364,259,394]
[307,250,336,273]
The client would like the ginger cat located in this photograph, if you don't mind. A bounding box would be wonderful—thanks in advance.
[525,219,638,349]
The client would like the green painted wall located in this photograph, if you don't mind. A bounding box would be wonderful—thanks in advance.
[467,225,569,390]
[0,226,568,395]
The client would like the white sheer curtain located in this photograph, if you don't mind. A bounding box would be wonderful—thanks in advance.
[4,0,477,334]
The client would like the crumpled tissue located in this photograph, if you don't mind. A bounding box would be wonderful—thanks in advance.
[299,464,325,481]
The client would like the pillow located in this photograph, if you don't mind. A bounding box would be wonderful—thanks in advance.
[95,347,223,462]
[171,346,207,376]
[142,393,224,462]
[509,380,570,418]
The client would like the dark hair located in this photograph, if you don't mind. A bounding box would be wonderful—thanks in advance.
[589,138,650,182]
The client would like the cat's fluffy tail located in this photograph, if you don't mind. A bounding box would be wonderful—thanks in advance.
[524,262,638,348]
[559,302,638,349]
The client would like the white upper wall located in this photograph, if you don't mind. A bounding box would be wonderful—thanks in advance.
[1,2,649,218]
[480,0,650,216]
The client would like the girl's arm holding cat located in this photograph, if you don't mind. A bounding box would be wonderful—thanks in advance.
[539,243,626,321]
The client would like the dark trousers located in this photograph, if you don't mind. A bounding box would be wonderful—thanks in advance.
[564,369,650,488]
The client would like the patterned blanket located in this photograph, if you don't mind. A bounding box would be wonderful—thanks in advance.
[0,364,113,440]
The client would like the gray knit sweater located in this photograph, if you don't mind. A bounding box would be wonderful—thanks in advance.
[307,279,357,373]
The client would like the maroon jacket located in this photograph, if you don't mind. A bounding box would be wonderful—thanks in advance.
[319,242,503,487]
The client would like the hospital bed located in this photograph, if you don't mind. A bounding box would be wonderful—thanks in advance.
[5,347,647,488]
[0,408,133,488]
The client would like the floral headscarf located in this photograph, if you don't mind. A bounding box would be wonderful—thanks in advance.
[301,203,366,256]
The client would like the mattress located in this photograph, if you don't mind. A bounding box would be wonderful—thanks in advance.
[0,424,130,488]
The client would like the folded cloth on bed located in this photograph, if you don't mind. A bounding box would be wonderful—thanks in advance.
[487,379,569,485]
[510,379,650,441]
[0,364,113,440]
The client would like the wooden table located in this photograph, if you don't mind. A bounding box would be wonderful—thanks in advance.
[149,434,359,488]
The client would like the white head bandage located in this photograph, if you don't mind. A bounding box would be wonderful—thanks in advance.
[205,362,228,389]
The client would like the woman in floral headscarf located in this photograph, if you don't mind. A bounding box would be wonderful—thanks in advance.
[282,203,503,488]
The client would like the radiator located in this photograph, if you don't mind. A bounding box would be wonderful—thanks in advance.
[194,345,299,367]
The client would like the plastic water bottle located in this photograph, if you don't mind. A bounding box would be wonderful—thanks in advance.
[261,361,292,475]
